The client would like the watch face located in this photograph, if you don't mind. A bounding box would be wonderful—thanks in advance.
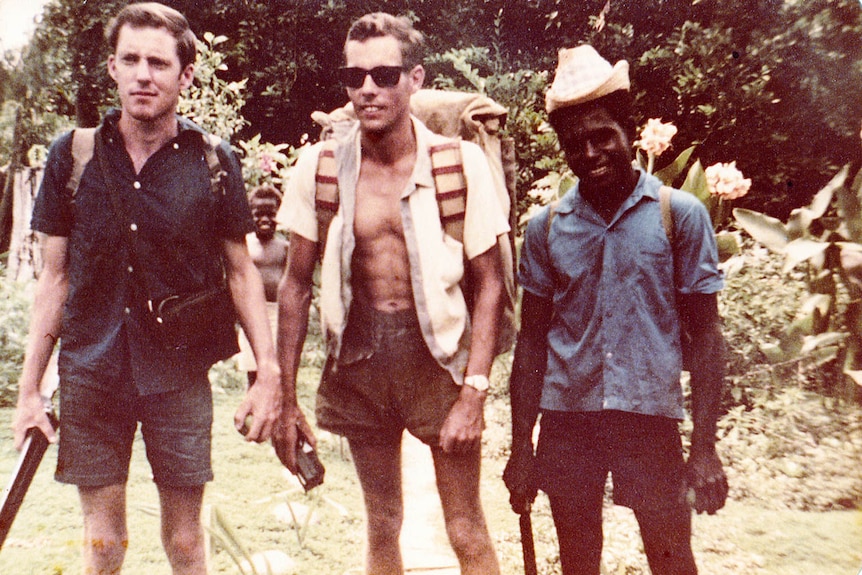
[465,375,490,391]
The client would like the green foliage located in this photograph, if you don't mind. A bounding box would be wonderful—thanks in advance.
[178,32,248,141]
[0,269,33,407]
[733,164,862,401]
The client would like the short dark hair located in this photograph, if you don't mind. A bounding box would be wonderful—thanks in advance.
[105,2,197,70]
[248,184,283,208]
[344,13,425,69]
[548,90,636,142]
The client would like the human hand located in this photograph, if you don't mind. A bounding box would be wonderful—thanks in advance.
[503,442,538,515]
[272,404,315,474]
[234,361,282,442]
[686,447,729,514]
[438,386,485,455]
[12,392,57,451]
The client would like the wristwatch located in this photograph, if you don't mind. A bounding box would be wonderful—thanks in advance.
[463,374,490,392]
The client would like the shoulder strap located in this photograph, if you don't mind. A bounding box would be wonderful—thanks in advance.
[201,133,226,197]
[314,139,340,256]
[659,185,674,244]
[312,138,469,249]
[68,127,97,198]
[429,139,467,243]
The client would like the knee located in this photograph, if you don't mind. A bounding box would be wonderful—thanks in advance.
[84,534,128,567]
[163,527,204,568]
[444,513,493,559]
[366,508,403,547]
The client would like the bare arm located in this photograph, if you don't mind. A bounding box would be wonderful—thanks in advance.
[503,290,552,513]
[272,233,318,471]
[678,292,728,514]
[223,238,282,442]
[13,235,68,450]
[438,244,504,454]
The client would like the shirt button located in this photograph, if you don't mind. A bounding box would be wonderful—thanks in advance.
[173,143,180,150]
[130,223,137,231]
[124,307,131,315]
[133,181,141,190]
[606,352,613,359]
[127,265,134,273]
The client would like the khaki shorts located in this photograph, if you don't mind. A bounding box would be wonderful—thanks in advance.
[315,306,460,446]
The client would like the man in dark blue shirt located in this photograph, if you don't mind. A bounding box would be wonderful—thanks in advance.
[504,45,728,575]
[12,4,281,574]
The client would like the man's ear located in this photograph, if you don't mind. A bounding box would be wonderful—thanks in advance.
[407,64,425,95]
[107,55,117,82]
[179,63,195,91]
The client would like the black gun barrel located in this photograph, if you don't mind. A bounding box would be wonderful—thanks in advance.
[0,412,58,550]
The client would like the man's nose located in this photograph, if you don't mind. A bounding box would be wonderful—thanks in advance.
[134,61,153,82]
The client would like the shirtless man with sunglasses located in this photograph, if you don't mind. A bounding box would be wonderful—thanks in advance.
[273,12,505,575]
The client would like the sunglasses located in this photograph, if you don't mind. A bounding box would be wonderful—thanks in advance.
[339,66,406,89]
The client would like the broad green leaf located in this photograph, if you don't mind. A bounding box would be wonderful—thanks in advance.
[782,238,829,273]
[654,145,696,186]
[733,208,788,252]
[680,159,709,202]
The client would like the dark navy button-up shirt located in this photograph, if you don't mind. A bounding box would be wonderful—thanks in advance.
[32,109,254,395]
[518,169,723,419]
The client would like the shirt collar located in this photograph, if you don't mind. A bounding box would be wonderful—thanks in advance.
[409,116,435,192]
[556,166,658,215]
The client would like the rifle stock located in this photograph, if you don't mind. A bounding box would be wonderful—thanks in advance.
[0,410,58,550]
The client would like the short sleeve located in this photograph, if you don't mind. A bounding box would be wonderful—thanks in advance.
[517,205,556,299]
[31,131,75,237]
[277,142,322,242]
[214,140,255,241]
[461,141,509,259]
[671,192,724,295]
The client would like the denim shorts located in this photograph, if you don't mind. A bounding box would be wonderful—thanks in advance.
[536,410,687,511]
[316,306,460,446]
[56,374,213,487]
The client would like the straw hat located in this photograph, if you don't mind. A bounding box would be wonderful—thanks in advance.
[545,45,630,113]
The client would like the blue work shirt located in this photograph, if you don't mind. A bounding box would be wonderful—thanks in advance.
[31,109,254,395]
[518,169,723,419]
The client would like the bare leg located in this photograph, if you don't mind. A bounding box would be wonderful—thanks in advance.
[634,506,697,575]
[348,439,404,575]
[158,484,207,575]
[79,484,128,574]
[431,445,500,575]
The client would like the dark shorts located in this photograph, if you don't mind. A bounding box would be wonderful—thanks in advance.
[536,410,687,511]
[56,375,213,487]
[315,306,460,446]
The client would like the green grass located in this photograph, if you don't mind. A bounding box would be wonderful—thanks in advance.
[0,359,860,574]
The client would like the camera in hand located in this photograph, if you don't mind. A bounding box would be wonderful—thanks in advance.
[295,426,325,491]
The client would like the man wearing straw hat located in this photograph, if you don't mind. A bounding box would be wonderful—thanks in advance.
[504,45,728,574]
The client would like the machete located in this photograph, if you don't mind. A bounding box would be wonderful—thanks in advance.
[519,503,538,575]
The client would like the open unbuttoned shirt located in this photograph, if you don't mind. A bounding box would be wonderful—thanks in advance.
[518,169,723,419]
[278,117,509,385]
[32,109,254,394]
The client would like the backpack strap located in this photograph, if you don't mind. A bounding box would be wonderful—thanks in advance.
[659,185,674,244]
[429,140,467,243]
[314,139,340,255]
[68,128,97,198]
[201,133,227,197]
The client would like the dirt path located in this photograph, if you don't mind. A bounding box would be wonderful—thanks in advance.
[400,432,460,574]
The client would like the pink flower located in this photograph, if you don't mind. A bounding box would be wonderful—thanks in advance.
[637,118,678,157]
[259,153,276,174]
[705,161,751,200]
